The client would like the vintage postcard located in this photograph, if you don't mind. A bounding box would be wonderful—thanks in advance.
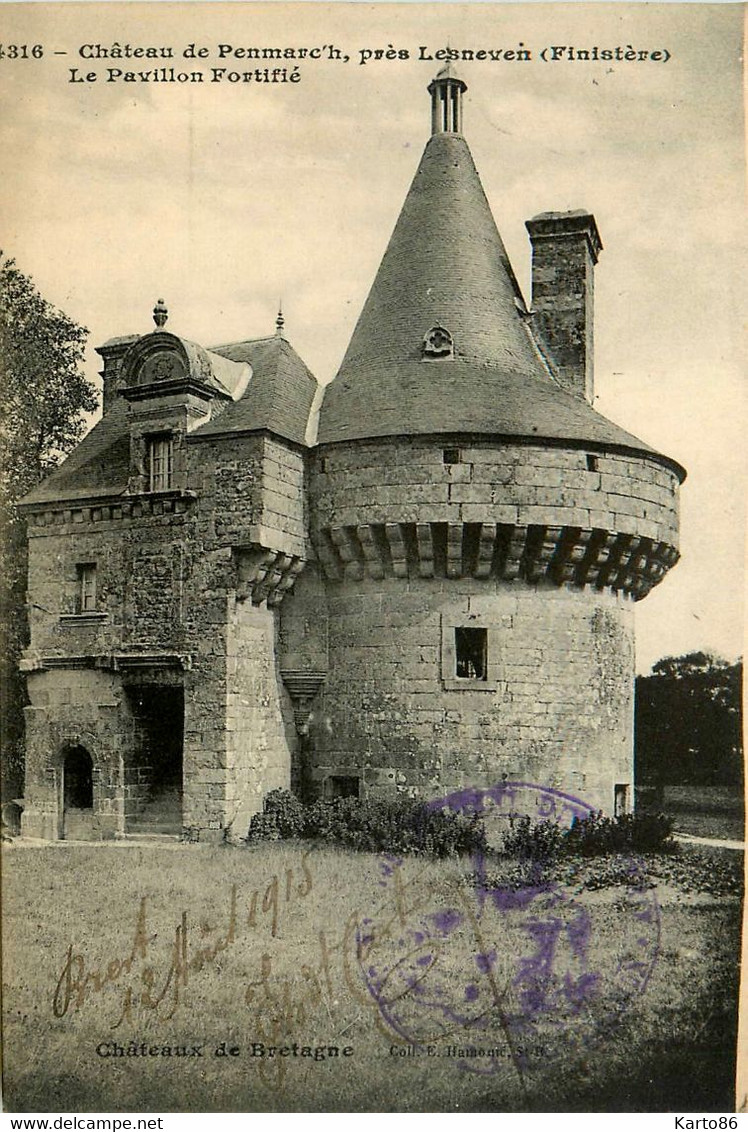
[0,1,744,1116]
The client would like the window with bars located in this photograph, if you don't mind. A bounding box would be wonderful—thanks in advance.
[148,434,173,491]
[77,564,97,613]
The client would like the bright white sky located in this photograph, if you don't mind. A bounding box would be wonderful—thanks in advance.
[1,2,744,673]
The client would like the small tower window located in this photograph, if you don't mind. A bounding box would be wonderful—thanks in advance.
[586,454,599,472]
[423,325,454,359]
[77,564,97,612]
[455,627,487,681]
[443,448,461,465]
[148,434,173,491]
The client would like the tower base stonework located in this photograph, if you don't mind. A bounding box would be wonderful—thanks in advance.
[307,578,633,814]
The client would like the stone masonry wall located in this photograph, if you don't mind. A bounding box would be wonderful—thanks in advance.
[309,577,634,815]
[313,437,679,547]
[223,598,296,840]
[195,432,307,559]
[22,667,136,840]
[22,425,308,840]
[306,434,678,813]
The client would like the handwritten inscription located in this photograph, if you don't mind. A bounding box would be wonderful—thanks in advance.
[53,853,313,1026]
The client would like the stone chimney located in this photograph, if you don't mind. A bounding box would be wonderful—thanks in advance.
[525,210,602,404]
[95,335,139,413]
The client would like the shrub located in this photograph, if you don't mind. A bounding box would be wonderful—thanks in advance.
[246,812,280,842]
[502,815,564,861]
[262,788,306,839]
[564,810,677,856]
[246,791,487,858]
[499,810,678,861]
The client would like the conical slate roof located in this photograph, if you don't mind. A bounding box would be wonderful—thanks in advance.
[333,132,538,383]
[317,101,683,479]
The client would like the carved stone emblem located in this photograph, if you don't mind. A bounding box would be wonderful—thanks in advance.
[137,351,185,385]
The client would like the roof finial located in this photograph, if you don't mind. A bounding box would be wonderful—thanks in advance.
[427,60,467,136]
[275,302,285,337]
[153,298,168,329]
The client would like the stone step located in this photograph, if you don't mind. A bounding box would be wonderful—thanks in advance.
[118,831,180,843]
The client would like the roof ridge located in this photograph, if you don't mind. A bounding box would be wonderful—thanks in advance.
[210,333,278,351]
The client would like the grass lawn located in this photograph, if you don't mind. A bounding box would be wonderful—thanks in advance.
[661,786,745,842]
[1,840,741,1113]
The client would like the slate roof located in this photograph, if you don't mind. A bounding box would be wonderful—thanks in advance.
[317,131,683,478]
[21,398,132,505]
[320,357,680,458]
[192,335,317,446]
[21,335,318,506]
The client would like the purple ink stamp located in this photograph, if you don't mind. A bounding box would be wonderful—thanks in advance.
[356,782,660,1078]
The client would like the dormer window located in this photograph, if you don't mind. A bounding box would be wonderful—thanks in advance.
[148,434,173,492]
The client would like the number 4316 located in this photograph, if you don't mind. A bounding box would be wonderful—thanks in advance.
[0,44,44,59]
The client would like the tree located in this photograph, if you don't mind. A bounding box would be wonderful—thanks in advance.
[0,252,97,801]
[635,652,743,788]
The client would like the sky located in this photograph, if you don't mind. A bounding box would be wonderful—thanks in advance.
[1,2,744,673]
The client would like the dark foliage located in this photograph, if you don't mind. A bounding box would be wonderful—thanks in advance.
[501,815,565,861]
[501,810,677,860]
[636,652,743,788]
[564,810,677,856]
[0,253,96,800]
[246,789,487,858]
[261,787,306,838]
[648,845,743,899]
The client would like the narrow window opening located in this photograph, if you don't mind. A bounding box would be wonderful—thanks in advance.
[148,434,173,491]
[451,87,459,131]
[77,563,97,612]
[443,447,461,465]
[455,627,487,681]
[586,454,599,472]
[614,783,629,817]
[318,457,327,473]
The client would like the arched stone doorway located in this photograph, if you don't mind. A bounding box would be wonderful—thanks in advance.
[62,745,95,840]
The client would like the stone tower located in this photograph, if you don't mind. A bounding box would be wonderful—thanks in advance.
[301,66,684,813]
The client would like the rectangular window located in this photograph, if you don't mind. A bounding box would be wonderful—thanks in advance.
[148,434,173,491]
[443,447,461,465]
[77,564,97,612]
[586,453,599,472]
[455,627,487,681]
[327,775,360,800]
